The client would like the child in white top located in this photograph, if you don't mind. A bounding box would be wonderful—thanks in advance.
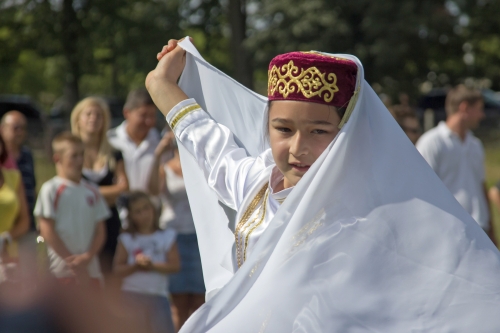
[35,132,110,287]
[113,191,179,333]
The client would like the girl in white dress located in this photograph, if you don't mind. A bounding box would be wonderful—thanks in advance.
[113,191,180,333]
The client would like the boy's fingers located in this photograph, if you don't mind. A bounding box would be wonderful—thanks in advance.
[167,39,178,51]
[156,38,189,62]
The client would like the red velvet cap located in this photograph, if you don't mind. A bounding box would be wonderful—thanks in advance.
[268,52,357,107]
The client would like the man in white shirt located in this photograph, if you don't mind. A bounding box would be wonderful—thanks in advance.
[417,84,494,242]
[107,88,161,192]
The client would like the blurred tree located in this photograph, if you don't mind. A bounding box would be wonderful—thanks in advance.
[228,0,253,88]
[179,0,231,77]
[179,0,255,88]
[0,0,181,114]
[463,0,500,91]
[2,0,500,111]
[246,0,465,98]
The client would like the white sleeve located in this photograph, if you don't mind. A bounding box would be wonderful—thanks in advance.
[33,182,55,219]
[416,134,440,172]
[166,98,259,211]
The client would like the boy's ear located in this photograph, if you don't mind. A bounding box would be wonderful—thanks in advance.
[52,152,60,163]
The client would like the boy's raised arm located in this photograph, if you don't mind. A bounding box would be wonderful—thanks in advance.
[146,39,189,117]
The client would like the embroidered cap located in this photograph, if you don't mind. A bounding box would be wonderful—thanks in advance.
[268,52,357,107]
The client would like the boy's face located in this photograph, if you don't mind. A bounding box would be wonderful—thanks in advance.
[268,100,341,189]
[55,143,84,180]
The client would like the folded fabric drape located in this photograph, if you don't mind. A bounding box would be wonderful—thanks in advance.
[176,38,500,332]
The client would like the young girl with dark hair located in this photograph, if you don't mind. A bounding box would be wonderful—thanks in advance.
[113,191,179,333]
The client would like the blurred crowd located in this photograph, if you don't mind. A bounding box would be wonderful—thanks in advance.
[0,88,204,333]
[0,84,498,332]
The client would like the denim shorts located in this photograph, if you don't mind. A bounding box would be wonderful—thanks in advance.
[169,233,205,294]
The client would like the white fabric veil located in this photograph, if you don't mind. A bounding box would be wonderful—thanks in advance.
[176,39,500,332]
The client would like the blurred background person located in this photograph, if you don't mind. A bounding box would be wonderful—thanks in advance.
[0,133,30,284]
[107,88,160,193]
[0,111,38,284]
[113,191,179,333]
[392,104,422,145]
[70,97,129,277]
[0,111,36,231]
[416,84,494,242]
[35,133,109,288]
[148,132,205,331]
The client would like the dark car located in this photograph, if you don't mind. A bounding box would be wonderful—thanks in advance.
[417,88,500,128]
[0,95,44,147]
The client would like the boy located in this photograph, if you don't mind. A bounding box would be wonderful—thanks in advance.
[143,39,500,332]
[35,132,110,286]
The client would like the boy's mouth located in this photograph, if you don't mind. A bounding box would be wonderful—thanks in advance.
[290,163,310,172]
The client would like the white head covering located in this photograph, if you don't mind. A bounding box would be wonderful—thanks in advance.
[176,39,500,332]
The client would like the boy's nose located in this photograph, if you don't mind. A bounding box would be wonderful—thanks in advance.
[289,133,308,157]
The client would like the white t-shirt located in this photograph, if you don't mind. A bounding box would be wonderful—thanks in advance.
[107,121,161,191]
[160,165,196,234]
[119,228,177,296]
[34,176,111,278]
[416,121,489,229]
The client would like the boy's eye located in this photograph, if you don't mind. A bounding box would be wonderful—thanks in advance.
[275,127,291,133]
[312,129,328,134]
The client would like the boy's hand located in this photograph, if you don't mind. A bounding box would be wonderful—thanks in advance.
[145,37,194,117]
[146,39,187,90]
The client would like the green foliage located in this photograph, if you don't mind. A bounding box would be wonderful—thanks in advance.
[1,0,500,109]
[246,0,470,98]
[179,0,232,74]
[0,0,182,112]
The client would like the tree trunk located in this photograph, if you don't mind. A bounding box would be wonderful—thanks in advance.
[228,0,253,89]
[60,0,81,114]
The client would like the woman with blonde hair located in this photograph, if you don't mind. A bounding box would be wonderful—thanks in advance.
[71,97,129,276]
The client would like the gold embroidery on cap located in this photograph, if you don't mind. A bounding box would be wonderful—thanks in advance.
[268,60,339,103]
